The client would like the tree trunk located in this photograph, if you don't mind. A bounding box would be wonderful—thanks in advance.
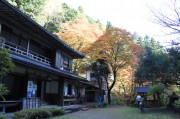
[153,93,156,101]
[153,93,157,105]
[108,89,111,104]
[107,70,117,104]
[157,93,161,106]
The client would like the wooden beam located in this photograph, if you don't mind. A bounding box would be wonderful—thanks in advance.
[27,32,30,53]
[0,21,2,35]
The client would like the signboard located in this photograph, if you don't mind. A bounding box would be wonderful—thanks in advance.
[27,91,32,98]
[27,81,37,98]
[27,81,33,91]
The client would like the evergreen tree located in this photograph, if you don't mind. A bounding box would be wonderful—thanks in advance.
[106,21,112,29]
[6,0,47,20]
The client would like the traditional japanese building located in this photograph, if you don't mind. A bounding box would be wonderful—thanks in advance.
[0,0,88,110]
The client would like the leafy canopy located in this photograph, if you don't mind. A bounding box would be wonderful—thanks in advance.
[87,27,141,104]
[0,49,14,101]
[0,49,15,79]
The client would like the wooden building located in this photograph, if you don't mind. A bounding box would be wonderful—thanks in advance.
[0,0,87,110]
[86,71,107,102]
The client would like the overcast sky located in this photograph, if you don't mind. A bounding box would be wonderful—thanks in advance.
[60,0,174,45]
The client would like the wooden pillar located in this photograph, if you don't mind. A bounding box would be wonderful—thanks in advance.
[27,33,30,54]
[23,68,28,97]
[55,50,61,69]
[69,58,73,72]
[58,78,64,106]
[0,22,5,48]
[0,22,2,35]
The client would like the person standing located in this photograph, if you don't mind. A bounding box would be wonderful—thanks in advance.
[139,95,145,113]
[136,94,141,108]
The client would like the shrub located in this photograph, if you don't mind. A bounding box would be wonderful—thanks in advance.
[13,108,65,119]
[102,102,108,108]
[111,97,125,105]
[46,108,65,116]
[0,115,5,119]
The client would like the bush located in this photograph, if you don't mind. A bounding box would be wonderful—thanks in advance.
[102,102,108,108]
[46,108,65,116]
[13,108,65,119]
[0,115,5,119]
[111,97,125,105]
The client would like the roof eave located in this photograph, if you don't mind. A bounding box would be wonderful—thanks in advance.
[1,0,85,58]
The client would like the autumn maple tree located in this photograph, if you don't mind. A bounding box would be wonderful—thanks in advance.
[56,17,104,75]
[87,27,141,104]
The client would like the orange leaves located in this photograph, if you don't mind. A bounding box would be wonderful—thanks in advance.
[112,66,134,94]
[86,27,143,76]
[56,17,104,52]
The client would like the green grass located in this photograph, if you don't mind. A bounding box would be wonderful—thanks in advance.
[117,107,179,119]
[51,107,180,119]
[51,115,75,119]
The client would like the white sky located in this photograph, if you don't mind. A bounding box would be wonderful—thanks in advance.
[60,0,174,45]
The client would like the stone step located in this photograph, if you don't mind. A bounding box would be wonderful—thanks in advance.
[81,108,89,111]
[64,109,73,114]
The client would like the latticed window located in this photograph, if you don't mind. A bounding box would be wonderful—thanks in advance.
[63,56,69,68]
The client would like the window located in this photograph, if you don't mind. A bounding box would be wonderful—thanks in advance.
[63,56,69,68]
[20,38,28,49]
[64,83,76,96]
[64,82,68,95]
[68,84,72,95]
[1,24,12,41]
[46,81,58,94]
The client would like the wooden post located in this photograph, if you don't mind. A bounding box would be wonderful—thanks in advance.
[69,58,72,72]
[58,78,64,106]
[0,22,2,35]
[27,32,30,55]
[0,22,2,49]
[55,50,61,69]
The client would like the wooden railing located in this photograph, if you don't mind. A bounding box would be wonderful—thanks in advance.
[63,96,76,106]
[22,97,41,109]
[0,37,51,65]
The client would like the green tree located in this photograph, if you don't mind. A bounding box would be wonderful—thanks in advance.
[78,6,84,13]
[0,49,14,79]
[135,37,171,86]
[62,3,78,22]
[0,49,14,101]
[167,46,180,85]
[106,21,112,29]
[86,16,96,24]
[149,83,165,106]
[96,19,103,30]
[0,83,9,101]
[6,0,47,20]
[43,2,79,33]
[135,37,180,87]
[91,59,111,99]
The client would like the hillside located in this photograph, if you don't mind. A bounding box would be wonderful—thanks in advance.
[37,0,105,51]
